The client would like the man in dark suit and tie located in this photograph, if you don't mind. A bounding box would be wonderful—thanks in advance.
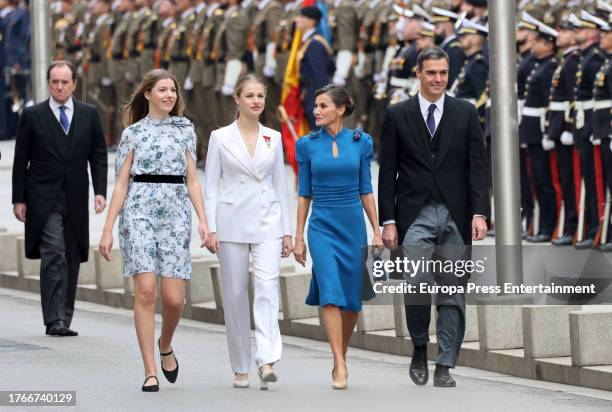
[378,47,489,387]
[12,61,108,336]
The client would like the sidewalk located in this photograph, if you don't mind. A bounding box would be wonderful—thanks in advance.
[1,287,611,412]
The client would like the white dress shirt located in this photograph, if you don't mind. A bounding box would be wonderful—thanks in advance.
[49,96,74,134]
[418,92,445,135]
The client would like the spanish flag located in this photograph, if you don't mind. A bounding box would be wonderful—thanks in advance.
[279,0,317,176]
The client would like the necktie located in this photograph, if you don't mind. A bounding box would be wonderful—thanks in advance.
[426,103,436,137]
[59,105,70,133]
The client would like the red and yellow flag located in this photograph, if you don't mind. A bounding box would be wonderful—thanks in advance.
[280,0,316,175]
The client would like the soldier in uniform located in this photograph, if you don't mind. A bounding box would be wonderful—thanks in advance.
[593,5,612,251]
[570,10,607,249]
[431,5,465,87]
[198,1,224,145]
[452,19,488,106]
[85,0,115,144]
[547,9,581,246]
[108,0,137,143]
[515,11,540,236]
[214,0,250,126]
[136,0,158,78]
[184,0,209,164]
[252,0,283,129]
[355,0,386,135]
[296,6,334,129]
[156,0,178,70]
[168,0,196,86]
[124,0,150,87]
[461,0,488,24]
[519,14,559,242]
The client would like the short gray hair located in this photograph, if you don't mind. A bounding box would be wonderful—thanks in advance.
[416,47,449,71]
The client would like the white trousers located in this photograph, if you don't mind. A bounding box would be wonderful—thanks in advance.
[217,238,283,373]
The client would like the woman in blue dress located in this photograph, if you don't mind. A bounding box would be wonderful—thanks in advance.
[294,85,383,390]
[99,70,209,392]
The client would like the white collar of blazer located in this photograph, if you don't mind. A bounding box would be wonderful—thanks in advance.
[218,121,280,181]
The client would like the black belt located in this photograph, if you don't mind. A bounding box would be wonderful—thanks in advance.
[133,174,185,184]
[171,56,190,62]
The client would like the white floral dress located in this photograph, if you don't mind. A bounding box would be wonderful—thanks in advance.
[115,115,197,279]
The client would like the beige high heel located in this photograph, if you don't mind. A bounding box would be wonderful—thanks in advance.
[332,366,347,390]
[258,364,278,390]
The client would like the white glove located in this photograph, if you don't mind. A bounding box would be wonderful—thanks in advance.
[263,65,275,77]
[542,135,555,151]
[373,72,383,83]
[354,51,366,79]
[101,77,113,86]
[590,135,601,146]
[609,138,612,153]
[333,75,347,86]
[184,76,194,91]
[560,131,574,146]
[221,85,235,96]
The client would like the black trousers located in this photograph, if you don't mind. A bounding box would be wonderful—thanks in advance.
[577,111,600,239]
[527,144,557,236]
[555,143,578,236]
[520,147,534,230]
[38,198,80,327]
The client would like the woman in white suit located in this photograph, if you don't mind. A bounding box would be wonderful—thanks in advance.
[205,75,293,389]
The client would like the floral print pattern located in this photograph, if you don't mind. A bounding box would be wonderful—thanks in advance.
[115,115,197,279]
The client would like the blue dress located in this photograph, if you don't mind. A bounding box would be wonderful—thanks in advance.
[296,127,374,312]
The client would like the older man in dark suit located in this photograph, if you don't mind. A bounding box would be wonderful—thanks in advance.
[12,61,108,337]
[378,47,489,387]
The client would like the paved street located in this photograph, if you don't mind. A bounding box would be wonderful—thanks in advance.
[1,287,612,412]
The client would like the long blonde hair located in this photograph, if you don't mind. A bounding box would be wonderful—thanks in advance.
[123,69,185,126]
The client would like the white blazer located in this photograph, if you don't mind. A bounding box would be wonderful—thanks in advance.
[204,121,292,243]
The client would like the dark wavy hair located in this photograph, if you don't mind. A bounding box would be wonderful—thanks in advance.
[314,84,356,117]
[123,69,184,126]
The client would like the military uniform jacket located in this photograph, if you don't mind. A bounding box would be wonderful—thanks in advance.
[252,0,283,73]
[108,11,133,61]
[593,56,612,140]
[213,5,249,63]
[441,35,465,87]
[519,55,557,145]
[453,51,488,101]
[168,8,197,62]
[547,48,580,141]
[86,13,113,86]
[575,44,606,101]
[330,0,358,53]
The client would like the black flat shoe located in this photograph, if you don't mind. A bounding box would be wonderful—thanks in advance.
[142,375,159,392]
[409,345,429,386]
[158,338,179,383]
[433,365,456,387]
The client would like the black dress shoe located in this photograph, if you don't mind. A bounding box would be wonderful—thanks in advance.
[141,375,159,392]
[45,320,78,337]
[433,365,456,387]
[409,345,429,386]
[158,338,179,383]
[575,238,594,249]
[599,242,612,252]
[526,234,551,243]
[552,235,573,246]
